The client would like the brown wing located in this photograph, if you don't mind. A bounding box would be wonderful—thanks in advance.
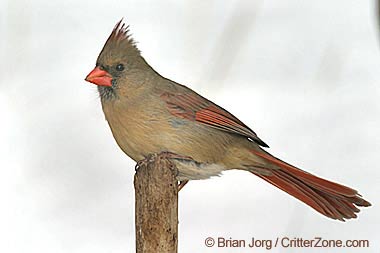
[161,92,269,147]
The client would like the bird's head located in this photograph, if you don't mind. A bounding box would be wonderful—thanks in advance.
[85,19,148,100]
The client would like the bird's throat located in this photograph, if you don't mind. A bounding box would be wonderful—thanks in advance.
[98,86,117,100]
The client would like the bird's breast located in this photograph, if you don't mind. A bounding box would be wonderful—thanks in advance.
[101,97,235,164]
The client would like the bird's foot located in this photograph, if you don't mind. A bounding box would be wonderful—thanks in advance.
[158,152,192,191]
[135,151,193,171]
[135,153,158,171]
[135,152,192,191]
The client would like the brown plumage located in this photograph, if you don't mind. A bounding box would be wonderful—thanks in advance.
[85,20,371,221]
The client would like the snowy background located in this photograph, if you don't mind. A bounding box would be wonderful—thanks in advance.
[1,0,379,252]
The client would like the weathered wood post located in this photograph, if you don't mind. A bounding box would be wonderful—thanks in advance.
[134,154,178,253]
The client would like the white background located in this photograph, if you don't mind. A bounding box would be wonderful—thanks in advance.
[1,0,379,252]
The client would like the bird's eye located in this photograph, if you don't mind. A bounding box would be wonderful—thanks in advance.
[116,64,125,71]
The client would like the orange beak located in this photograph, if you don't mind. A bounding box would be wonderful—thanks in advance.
[85,67,113,87]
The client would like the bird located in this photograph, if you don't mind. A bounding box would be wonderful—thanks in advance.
[85,19,370,221]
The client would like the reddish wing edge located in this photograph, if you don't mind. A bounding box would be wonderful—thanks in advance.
[161,92,269,147]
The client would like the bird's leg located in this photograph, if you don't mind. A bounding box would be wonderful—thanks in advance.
[160,151,194,192]
[135,151,192,171]
[158,152,192,191]
[158,151,193,161]
[178,180,189,191]
[136,152,192,192]
[135,153,158,171]
[135,151,194,171]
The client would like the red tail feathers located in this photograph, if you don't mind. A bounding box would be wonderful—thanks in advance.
[250,150,371,221]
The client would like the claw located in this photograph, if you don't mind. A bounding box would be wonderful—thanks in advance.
[135,154,157,171]
[178,180,189,191]
[135,152,194,191]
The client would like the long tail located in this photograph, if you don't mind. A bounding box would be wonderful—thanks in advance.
[250,149,371,221]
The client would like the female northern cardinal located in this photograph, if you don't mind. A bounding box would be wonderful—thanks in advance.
[85,20,370,221]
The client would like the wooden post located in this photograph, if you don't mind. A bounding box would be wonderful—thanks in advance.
[134,154,178,253]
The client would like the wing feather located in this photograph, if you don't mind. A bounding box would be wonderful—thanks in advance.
[161,92,269,147]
